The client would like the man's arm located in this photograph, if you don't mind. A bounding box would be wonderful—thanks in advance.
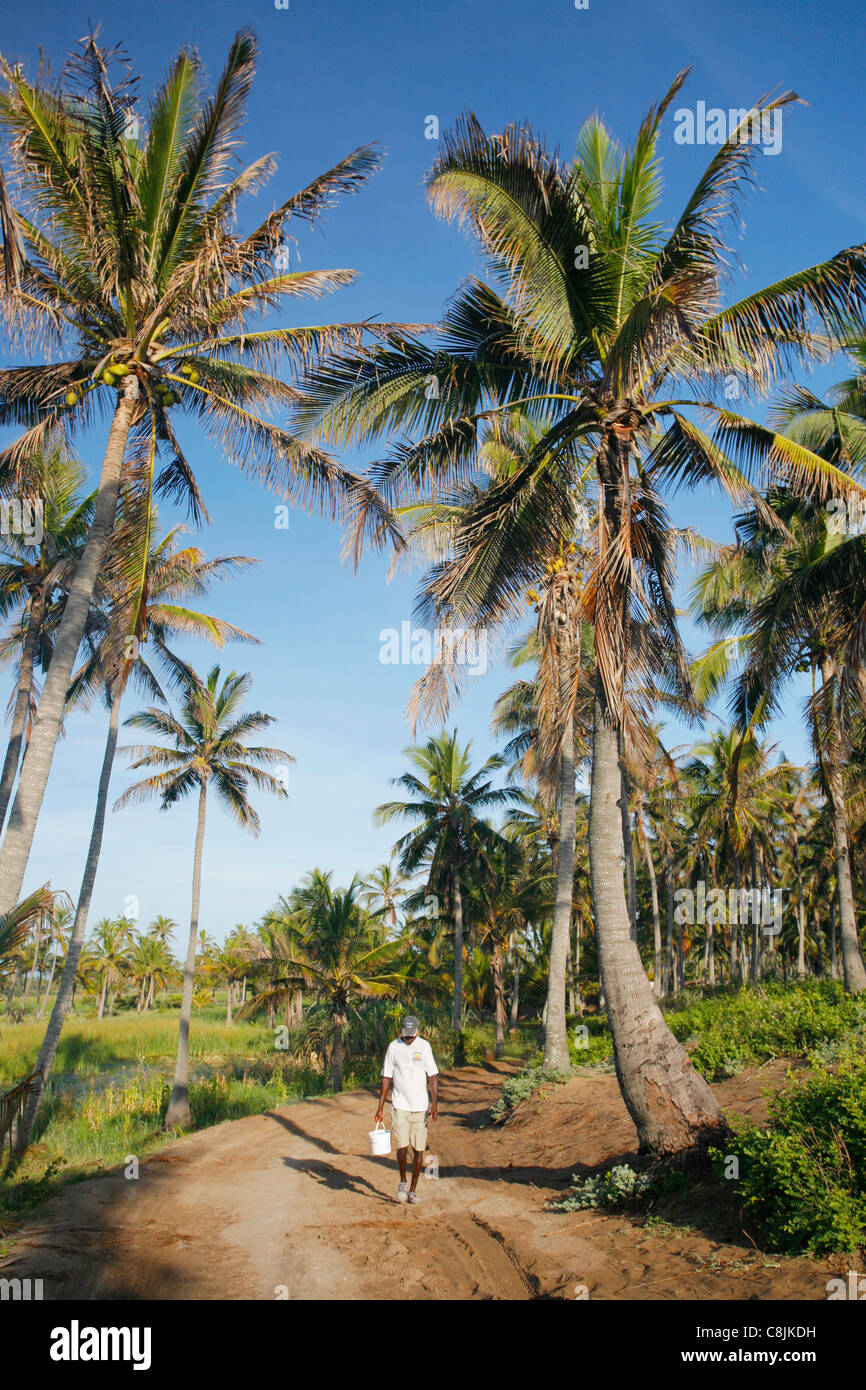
[375,1074,391,1123]
[428,1073,439,1121]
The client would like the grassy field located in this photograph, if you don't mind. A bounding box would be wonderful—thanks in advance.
[0,1000,537,1224]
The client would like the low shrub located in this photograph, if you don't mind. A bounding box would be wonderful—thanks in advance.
[547,1163,654,1211]
[489,1063,571,1122]
[716,1053,866,1256]
[664,980,866,1079]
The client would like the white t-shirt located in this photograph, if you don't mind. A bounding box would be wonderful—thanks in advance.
[382,1036,439,1112]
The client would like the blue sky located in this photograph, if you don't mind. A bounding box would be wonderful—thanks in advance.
[2,0,864,943]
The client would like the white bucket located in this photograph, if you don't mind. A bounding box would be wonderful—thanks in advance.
[369,1121,391,1156]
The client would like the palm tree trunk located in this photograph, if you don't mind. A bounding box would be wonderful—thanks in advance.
[331,1004,347,1092]
[0,376,139,915]
[491,947,506,1059]
[165,779,208,1130]
[831,894,840,980]
[574,916,583,1016]
[750,834,760,983]
[226,980,233,1026]
[640,822,662,999]
[0,588,44,833]
[451,860,465,1064]
[30,917,44,1006]
[664,847,675,996]
[813,905,826,976]
[588,674,725,1154]
[731,854,743,985]
[97,971,108,1020]
[544,648,577,1072]
[509,934,520,1028]
[819,657,866,992]
[36,940,56,1021]
[619,752,637,943]
[793,834,806,978]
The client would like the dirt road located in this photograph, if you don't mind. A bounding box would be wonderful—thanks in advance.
[0,1059,832,1299]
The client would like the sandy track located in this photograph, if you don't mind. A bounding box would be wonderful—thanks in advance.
[0,1059,833,1300]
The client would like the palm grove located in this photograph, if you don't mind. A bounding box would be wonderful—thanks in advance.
[1,33,866,1163]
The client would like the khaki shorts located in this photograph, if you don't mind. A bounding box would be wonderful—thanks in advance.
[391,1108,428,1152]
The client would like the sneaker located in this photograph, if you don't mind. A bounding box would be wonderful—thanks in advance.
[407,1190,420,1204]
[396,1181,409,1203]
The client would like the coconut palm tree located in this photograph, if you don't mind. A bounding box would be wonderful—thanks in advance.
[0,441,95,831]
[0,887,58,996]
[360,860,408,935]
[129,934,169,1012]
[296,75,866,1150]
[383,410,594,1069]
[238,872,411,1091]
[147,915,176,948]
[91,916,134,1018]
[15,515,259,1152]
[252,899,308,1027]
[692,488,866,991]
[35,901,71,1020]
[0,885,65,1150]
[213,942,246,1025]
[0,28,417,913]
[376,731,523,1061]
[465,840,554,1057]
[114,664,291,1130]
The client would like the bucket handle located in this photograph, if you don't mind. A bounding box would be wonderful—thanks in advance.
[373,1120,386,1132]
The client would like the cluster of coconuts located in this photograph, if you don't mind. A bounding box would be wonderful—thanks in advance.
[525,541,580,607]
[64,359,200,408]
[155,362,200,408]
[65,360,131,407]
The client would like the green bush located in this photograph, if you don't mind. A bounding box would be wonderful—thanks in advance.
[716,1054,866,1256]
[567,1013,615,1069]
[665,980,866,1080]
[489,1063,571,1122]
[547,1163,654,1211]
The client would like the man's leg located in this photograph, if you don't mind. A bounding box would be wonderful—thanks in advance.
[392,1111,410,1199]
[408,1112,428,1197]
[409,1146,424,1194]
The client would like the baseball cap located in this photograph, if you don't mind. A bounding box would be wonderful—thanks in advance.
[401,1015,419,1036]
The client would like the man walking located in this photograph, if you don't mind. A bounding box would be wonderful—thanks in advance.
[375,1015,439,1204]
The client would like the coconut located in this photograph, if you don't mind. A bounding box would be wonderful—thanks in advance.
[103,370,116,386]
[65,390,79,406]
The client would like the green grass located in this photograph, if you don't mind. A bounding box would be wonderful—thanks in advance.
[0,1004,274,1087]
[0,1005,535,1223]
